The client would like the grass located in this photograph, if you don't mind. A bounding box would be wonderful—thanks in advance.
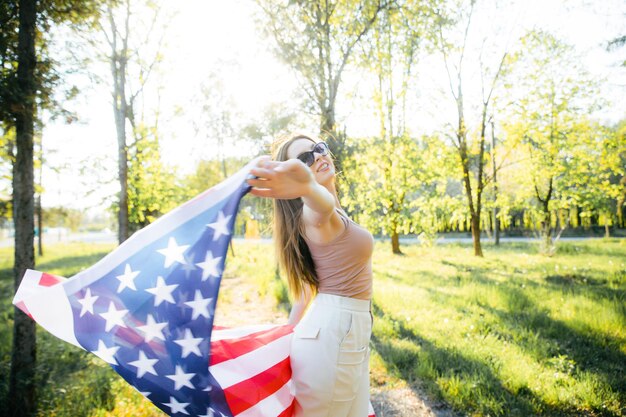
[0,239,624,416]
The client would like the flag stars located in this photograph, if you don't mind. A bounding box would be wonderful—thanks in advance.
[99,301,129,331]
[128,351,159,378]
[164,396,190,415]
[184,290,213,320]
[116,263,140,293]
[174,328,203,358]
[166,365,195,390]
[157,237,190,268]
[137,314,168,342]
[146,276,178,306]
[77,288,98,317]
[207,211,232,241]
[93,340,119,365]
[196,250,221,281]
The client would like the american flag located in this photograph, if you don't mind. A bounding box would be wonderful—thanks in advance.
[13,159,376,417]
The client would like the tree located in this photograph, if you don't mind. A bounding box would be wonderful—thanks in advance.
[564,120,626,237]
[342,135,421,253]
[434,0,512,256]
[503,30,602,253]
[255,0,390,169]
[95,0,167,243]
[2,2,103,415]
[190,72,240,180]
[9,2,37,415]
[345,0,435,253]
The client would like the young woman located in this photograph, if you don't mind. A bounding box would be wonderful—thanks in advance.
[247,135,374,417]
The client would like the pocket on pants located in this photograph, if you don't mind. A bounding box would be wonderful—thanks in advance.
[332,346,368,401]
[294,324,320,339]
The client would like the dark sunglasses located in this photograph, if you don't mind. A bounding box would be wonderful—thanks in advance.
[296,142,329,167]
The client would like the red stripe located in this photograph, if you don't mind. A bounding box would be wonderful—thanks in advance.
[223,357,291,415]
[277,400,295,417]
[210,325,293,365]
[39,273,62,287]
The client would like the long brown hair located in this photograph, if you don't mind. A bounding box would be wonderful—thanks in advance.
[272,135,318,299]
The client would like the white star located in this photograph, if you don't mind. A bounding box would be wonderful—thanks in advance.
[146,276,178,306]
[137,314,168,342]
[116,263,140,293]
[157,237,190,268]
[128,351,158,378]
[99,301,128,331]
[77,288,98,317]
[195,250,221,281]
[173,328,203,358]
[184,290,213,320]
[207,211,231,241]
[93,340,119,364]
[163,396,190,415]
[166,365,195,390]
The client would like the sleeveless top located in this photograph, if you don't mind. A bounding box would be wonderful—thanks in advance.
[303,211,374,300]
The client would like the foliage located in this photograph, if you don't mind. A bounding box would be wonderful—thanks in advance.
[342,134,456,252]
[42,206,84,232]
[126,128,181,234]
[502,30,604,252]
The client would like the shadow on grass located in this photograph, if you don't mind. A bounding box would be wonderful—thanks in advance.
[370,300,620,417]
[484,286,626,406]
[542,273,626,324]
[35,251,110,276]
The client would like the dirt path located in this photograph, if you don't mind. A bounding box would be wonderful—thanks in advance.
[214,276,459,417]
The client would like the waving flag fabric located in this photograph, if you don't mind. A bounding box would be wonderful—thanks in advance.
[13,159,376,417]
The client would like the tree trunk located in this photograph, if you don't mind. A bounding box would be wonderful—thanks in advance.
[542,204,553,252]
[116,107,128,244]
[320,105,343,174]
[110,25,129,244]
[491,121,500,245]
[471,213,483,256]
[605,222,610,238]
[37,194,42,256]
[9,0,38,415]
[391,231,402,255]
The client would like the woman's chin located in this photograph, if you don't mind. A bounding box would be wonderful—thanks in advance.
[315,168,335,185]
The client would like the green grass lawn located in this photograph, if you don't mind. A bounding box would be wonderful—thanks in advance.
[0,239,624,416]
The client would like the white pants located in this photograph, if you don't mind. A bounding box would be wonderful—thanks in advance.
[291,293,372,417]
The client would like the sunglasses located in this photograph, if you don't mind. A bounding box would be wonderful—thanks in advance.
[296,142,329,167]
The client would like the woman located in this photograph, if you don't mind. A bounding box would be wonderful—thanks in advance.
[247,134,374,417]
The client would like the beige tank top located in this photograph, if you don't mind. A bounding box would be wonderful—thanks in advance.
[303,211,374,300]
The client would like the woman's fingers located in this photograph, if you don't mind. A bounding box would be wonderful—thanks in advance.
[246,177,271,188]
[249,166,275,179]
[248,187,274,198]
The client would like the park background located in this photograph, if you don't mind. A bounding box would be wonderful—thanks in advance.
[1,0,625,416]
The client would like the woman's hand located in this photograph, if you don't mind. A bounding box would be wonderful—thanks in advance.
[247,156,315,199]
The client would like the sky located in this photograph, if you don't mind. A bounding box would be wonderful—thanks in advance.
[38,0,625,213]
